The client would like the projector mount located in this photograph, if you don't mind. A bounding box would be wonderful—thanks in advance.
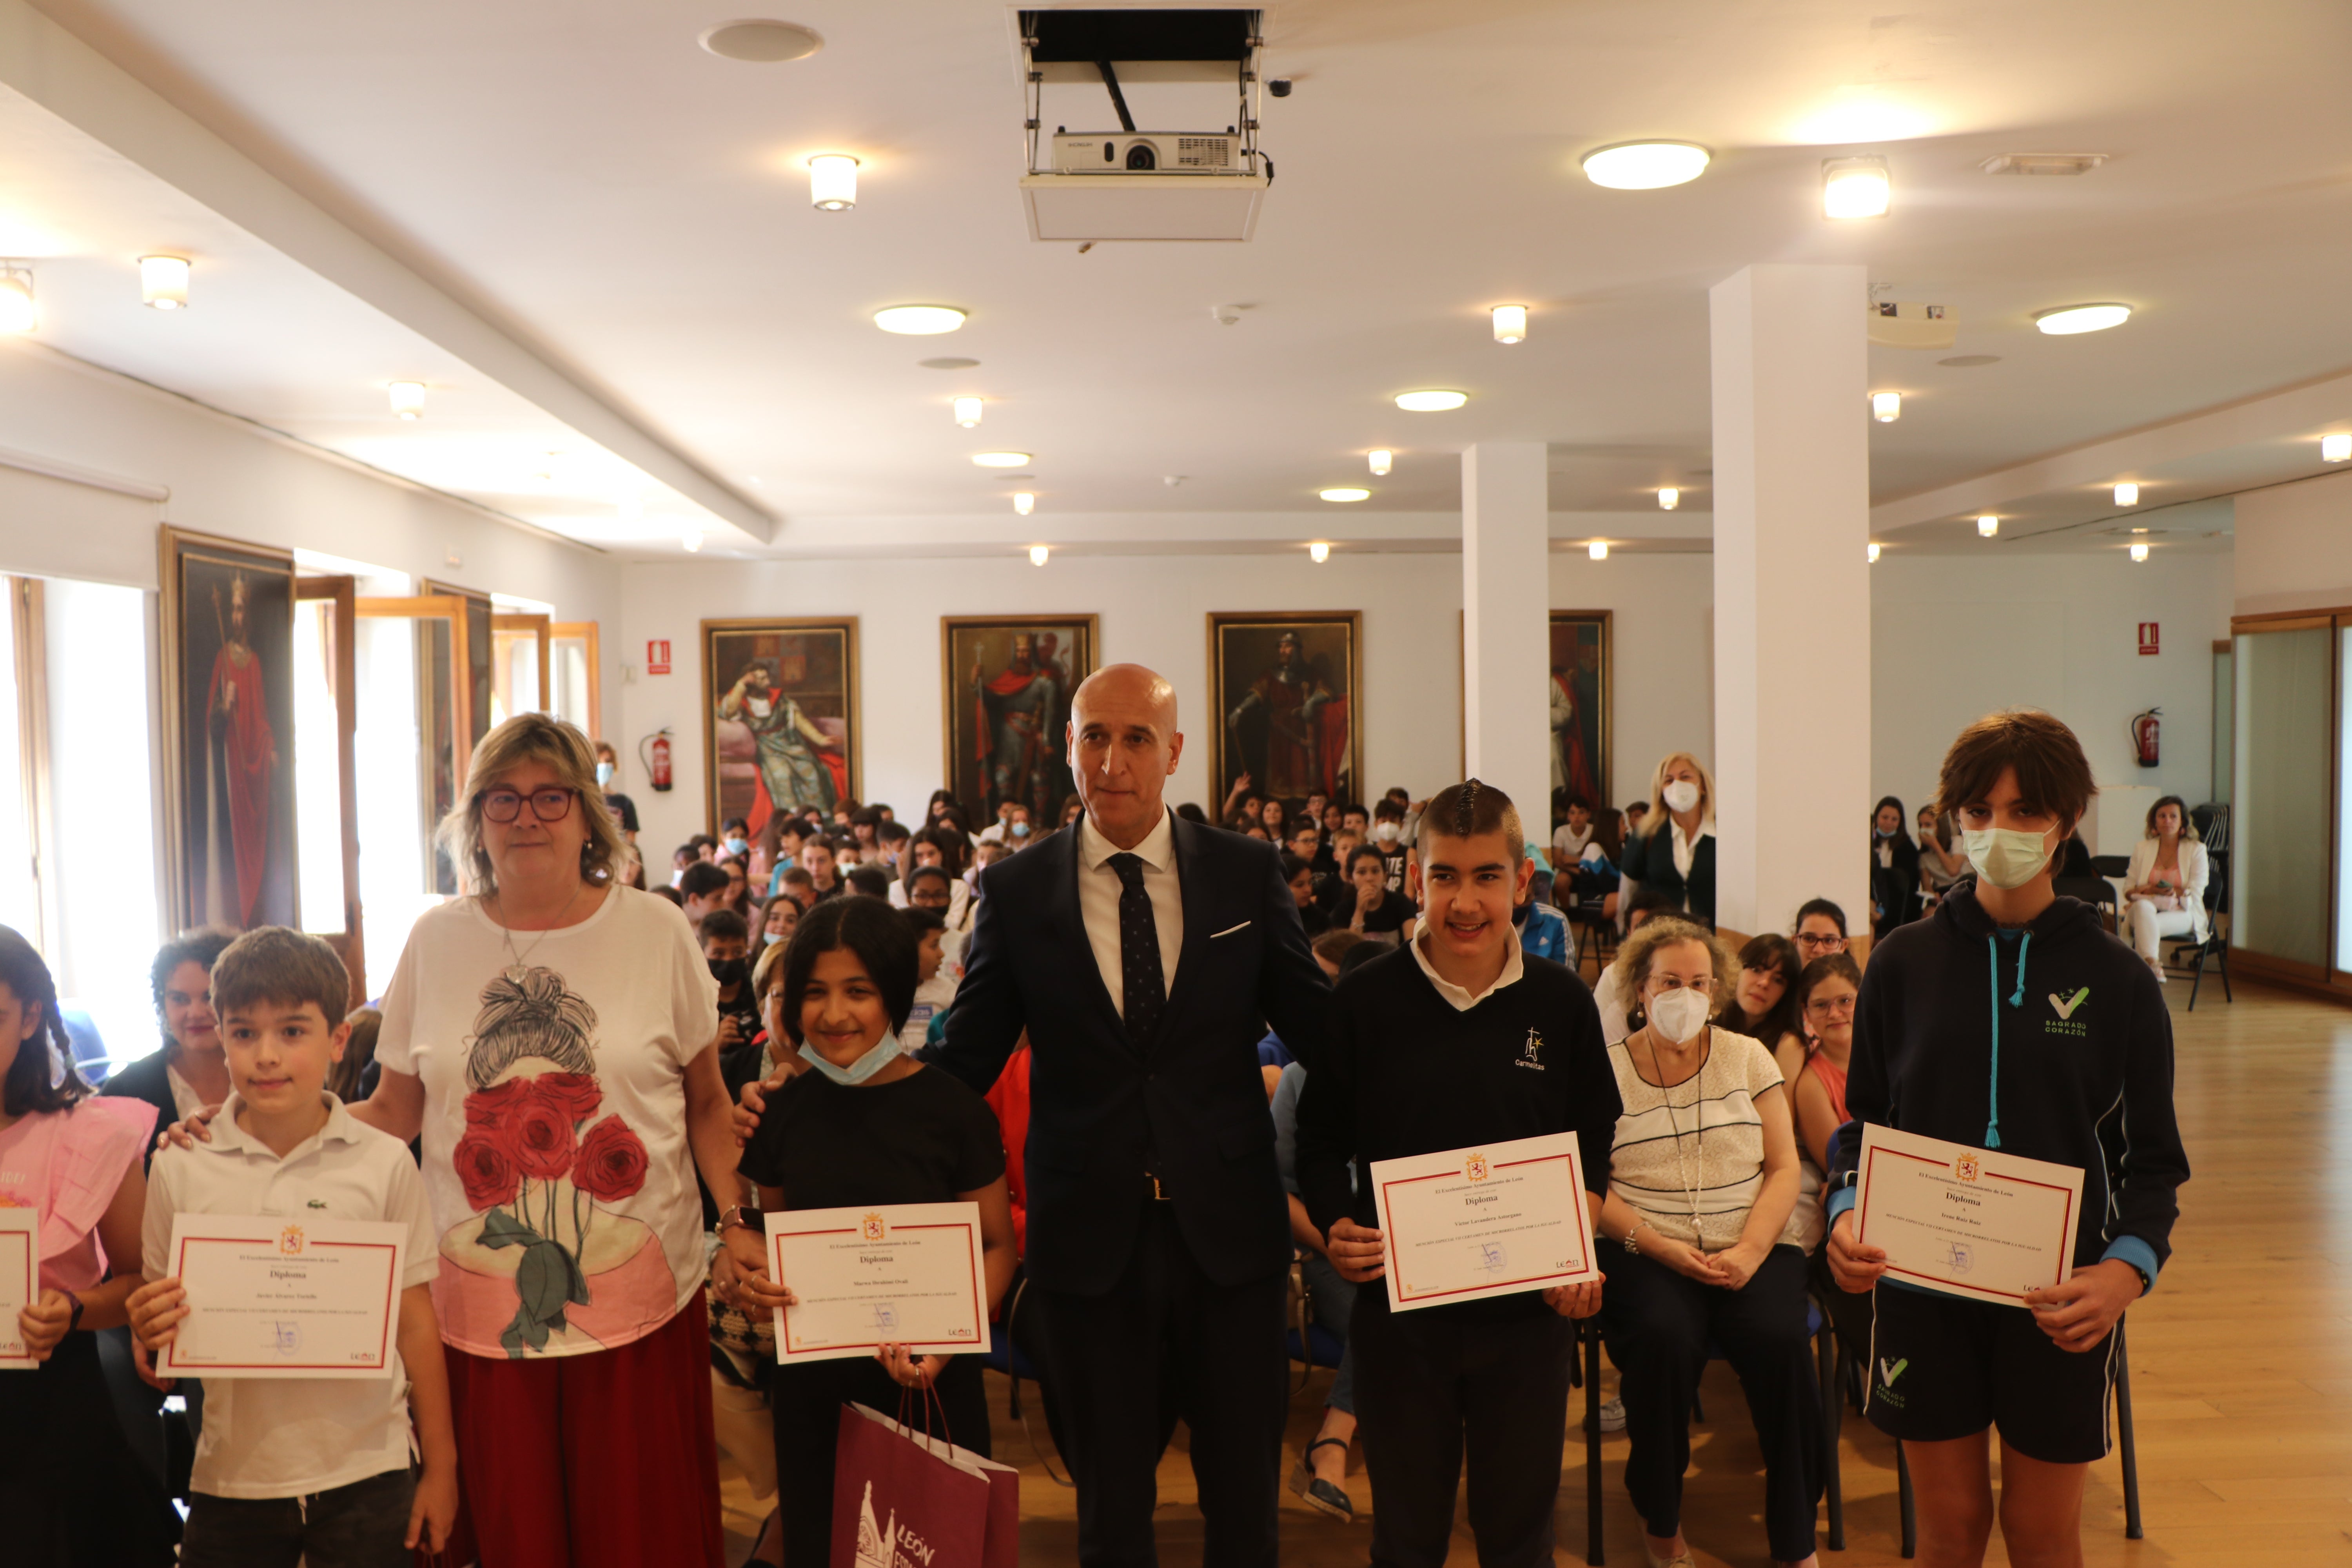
[1020,8,1265,179]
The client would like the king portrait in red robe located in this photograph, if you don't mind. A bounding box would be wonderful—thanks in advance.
[205,575,278,927]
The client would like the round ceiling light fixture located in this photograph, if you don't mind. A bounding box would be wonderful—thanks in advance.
[1029,544,1049,566]
[953,396,983,428]
[2114,482,2140,506]
[1367,449,1393,476]
[388,381,426,420]
[1588,539,1610,561]
[140,254,191,310]
[1309,541,1331,563]
[0,269,36,334]
[1492,305,1528,345]
[1320,487,1371,503]
[808,154,859,212]
[1394,389,1467,412]
[971,451,1030,467]
[1871,391,1901,422]
[1821,156,1891,219]
[1012,492,1034,515]
[1657,487,1679,511]
[874,305,966,335]
[2130,541,2150,563]
[2033,302,2131,335]
[1580,141,1710,190]
[1978,514,2000,537]
[699,20,823,62]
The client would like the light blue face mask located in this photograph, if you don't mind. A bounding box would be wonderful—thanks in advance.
[724,836,749,856]
[594,761,615,788]
[798,1034,905,1086]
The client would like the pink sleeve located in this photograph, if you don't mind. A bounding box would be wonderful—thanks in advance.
[43,1098,154,1267]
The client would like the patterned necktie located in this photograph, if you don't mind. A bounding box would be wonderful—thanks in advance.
[1109,852,1167,1048]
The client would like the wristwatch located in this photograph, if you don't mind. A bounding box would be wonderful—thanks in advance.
[718,1204,766,1234]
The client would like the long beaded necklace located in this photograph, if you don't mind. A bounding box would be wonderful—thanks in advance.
[1643,1025,1711,1245]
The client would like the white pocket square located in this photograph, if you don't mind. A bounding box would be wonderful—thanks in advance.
[1210,921,1252,938]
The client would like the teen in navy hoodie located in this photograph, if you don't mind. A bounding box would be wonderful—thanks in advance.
[1825,710,2187,1568]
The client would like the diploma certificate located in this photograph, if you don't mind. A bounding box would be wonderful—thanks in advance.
[0,1208,35,1369]
[767,1202,992,1364]
[1369,1132,1597,1313]
[158,1216,407,1379]
[1854,1125,2084,1307]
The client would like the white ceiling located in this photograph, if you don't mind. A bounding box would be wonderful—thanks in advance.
[7,0,2352,556]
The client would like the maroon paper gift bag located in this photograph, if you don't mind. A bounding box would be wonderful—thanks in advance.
[830,1400,1020,1568]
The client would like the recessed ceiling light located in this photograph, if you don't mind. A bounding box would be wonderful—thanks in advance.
[1588,539,1610,561]
[699,20,823,62]
[1012,492,1034,515]
[0,269,34,334]
[1580,141,1710,190]
[971,452,1030,467]
[1938,354,2001,367]
[953,396,983,428]
[2033,303,2131,335]
[1368,449,1393,476]
[875,305,966,335]
[1492,305,1528,345]
[919,357,980,370]
[1871,391,1901,422]
[808,154,858,212]
[681,528,704,553]
[1657,487,1679,511]
[1867,542,1882,563]
[1822,156,1890,219]
[140,254,190,310]
[1395,390,1466,412]
[2323,433,2352,463]
[1320,487,1370,503]
[1978,514,1999,537]
[2114,482,2140,506]
[1310,541,1331,563]
[1029,544,1049,566]
[388,381,426,419]
[2130,542,2149,562]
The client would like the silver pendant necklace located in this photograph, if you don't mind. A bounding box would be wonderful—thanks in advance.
[488,880,584,976]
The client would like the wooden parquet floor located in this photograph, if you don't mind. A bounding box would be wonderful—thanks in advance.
[724,978,2347,1566]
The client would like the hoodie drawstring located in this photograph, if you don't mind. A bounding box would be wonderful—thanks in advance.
[1985,929,2031,1149]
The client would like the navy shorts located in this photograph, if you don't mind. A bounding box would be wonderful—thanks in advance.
[1864,1284,2118,1464]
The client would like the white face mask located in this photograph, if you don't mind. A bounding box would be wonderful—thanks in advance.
[1373,821,1401,843]
[1662,779,1701,815]
[1647,985,1711,1044]
[1963,826,2053,890]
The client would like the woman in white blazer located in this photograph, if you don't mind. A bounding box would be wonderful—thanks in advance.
[2122,795,2208,977]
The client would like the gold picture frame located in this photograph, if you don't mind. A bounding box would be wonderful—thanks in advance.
[702,617,860,832]
[940,615,1100,830]
[1206,610,1363,808]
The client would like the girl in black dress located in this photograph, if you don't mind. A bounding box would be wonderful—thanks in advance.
[719,899,1017,1568]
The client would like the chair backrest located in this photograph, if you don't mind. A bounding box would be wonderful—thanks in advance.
[2054,876,2117,910]
[2090,853,2131,878]
[2196,802,2231,856]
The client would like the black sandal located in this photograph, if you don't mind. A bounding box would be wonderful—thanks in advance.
[1288,1436,1355,1522]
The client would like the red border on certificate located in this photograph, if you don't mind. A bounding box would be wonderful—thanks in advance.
[1378,1152,1595,1304]
[162,1235,401,1373]
[0,1227,33,1366]
[1855,1138,2082,1302]
[768,1213,988,1359]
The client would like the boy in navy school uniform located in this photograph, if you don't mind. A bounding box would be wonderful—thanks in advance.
[1296,780,1620,1568]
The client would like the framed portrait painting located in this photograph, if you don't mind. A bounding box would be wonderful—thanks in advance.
[1548,610,1612,817]
[1207,611,1361,809]
[703,618,858,834]
[940,615,1098,830]
[159,526,300,931]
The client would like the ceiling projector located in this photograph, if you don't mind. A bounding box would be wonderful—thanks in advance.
[1017,8,1270,243]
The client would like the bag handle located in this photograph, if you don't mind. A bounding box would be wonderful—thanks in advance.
[893,1367,955,1456]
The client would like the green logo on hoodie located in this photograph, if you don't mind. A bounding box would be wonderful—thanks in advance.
[2045,986,2089,1036]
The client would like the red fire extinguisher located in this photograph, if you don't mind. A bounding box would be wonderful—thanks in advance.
[2130,707,2160,769]
[641,728,674,792]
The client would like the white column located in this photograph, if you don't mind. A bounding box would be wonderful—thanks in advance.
[1710,265,1873,939]
[1461,442,1552,829]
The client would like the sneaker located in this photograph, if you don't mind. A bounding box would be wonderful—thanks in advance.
[1597,1395,1626,1432]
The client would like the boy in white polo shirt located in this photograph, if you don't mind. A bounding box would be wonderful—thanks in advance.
[128,928,456,1567]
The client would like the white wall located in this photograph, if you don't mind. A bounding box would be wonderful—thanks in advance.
[2235,466,2352,616]
[617,548,1720,858]
[1870,550,2235,834]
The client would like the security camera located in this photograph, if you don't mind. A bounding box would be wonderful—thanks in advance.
[1268,78,1293,97]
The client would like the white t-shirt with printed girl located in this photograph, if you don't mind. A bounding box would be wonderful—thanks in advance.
[375,886,720,1362]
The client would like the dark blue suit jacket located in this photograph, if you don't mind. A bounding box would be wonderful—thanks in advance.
[934,811,1332,1294]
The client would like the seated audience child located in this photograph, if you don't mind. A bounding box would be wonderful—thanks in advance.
[670,842,699,887]
[327,1005,384,1103]
[129,927,456,1566]
[876,819,912,873]
[753,891,802,962]
[1552,797,1597,865]
[700,909,760,1049]
[0,925,178,1565]
[1828,710,2187,1568]
[1916,804,1965,910]
[1722,933,1805,1067]
[1786,953,1869,1354]
[1319,827,1365,920]
[799,837,845,903]
[593,741,640,845]
[1370,799,1410,890]
[843,864,892,900]
[1283,851,1334,937]
[898,906,958,1053]
[1792,898,1848,963]
[680,861,733,924]
[1595,918,1822,1568]
[720,900,1017,1568]
[722,858,753,919]
[775,866,818,914]
[1297,781,1616,1568]
[1515,878,1572,965]
[717,817,753,864]
[1345,844,1418,947]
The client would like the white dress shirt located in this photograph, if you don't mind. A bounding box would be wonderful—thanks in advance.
[1408,928,1525,1011]
[1078,808,1185,1019]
